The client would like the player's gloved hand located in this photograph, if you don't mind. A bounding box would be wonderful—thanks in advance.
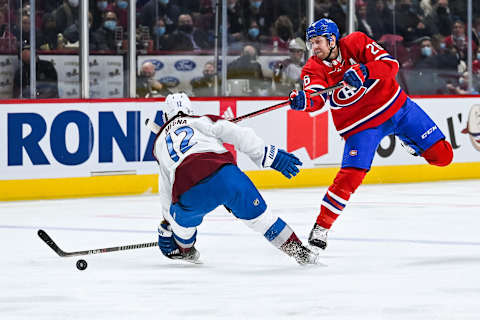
[158,220,180,258]
[342,63,369,89]
[262,145,302,179]
[289,89,313,111]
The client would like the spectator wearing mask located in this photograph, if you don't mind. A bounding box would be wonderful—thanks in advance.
[356,2,374,38]
[422,0,454,37]
[446,72,480,95]
[243,0,274,37]
[136,61,170,97]
[227,44,265,93]
[92,11,120,52]
[107,0,129,30]
[167,13,211,51]
[151,17,170,51]
[13,42,59,99]
[63,11,95,49]
[394,0,432,42]
[190,60,219,97]
[139,0,181,34]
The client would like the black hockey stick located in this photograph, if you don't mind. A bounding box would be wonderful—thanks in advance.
[144,83,345,133]
[37,229,157,258]
[231,82,344,123]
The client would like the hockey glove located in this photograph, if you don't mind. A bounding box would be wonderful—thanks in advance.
[262,145,302,179]
[158,220,180,258]
[289,89,313,111]
[343,63,369,89]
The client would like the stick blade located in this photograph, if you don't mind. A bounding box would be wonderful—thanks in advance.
[38,229,68,257]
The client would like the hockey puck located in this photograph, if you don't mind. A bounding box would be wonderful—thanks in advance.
[76,259,88,271]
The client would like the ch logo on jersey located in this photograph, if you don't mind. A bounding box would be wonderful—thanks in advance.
[330,79,377,108]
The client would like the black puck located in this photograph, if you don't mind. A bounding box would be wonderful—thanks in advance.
[76,259,88,270]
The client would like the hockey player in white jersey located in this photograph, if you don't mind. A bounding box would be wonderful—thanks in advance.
[153,93,318,265]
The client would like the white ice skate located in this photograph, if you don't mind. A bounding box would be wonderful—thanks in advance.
[308,223,329,250]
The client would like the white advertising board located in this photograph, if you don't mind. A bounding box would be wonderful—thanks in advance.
[1,97,479,181]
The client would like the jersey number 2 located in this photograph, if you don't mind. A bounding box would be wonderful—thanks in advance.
[165,126,196,162]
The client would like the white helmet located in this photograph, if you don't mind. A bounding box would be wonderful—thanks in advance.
[164,92,194,121]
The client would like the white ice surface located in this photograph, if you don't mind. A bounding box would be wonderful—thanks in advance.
[1,180,480,320]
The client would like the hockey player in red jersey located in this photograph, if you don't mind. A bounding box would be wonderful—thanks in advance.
[288,18,454,250]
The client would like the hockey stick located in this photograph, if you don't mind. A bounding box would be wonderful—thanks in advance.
[144,83,344,133]
[231,83,344,123]
[37,229,157,258]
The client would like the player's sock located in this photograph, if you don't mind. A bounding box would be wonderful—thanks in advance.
[310,167,367,249]
[421,139,453,167]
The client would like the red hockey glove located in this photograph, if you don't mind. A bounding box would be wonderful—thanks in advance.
[343,63,369,89]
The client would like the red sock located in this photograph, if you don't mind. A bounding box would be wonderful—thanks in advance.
[316,167,367,229]
[421,140,453,167]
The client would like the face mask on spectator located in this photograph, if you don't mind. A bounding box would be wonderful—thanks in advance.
[68,0,79,7]
[477,53,480,60]
[421,46,432,57]
[439,42,446,50]
[248,27,259,38]
[179,24,193,34]
[104,20,117,31]
[117,1,128,9]
[159,0,169,5]
[97,1,108,11]
[251,1,262,9]
[154,26,166,36]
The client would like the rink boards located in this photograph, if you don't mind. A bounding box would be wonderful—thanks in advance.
[1,96,480,200]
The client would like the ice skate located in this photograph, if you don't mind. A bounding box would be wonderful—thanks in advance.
[169,246,202,264]
[308,223,329,250]
[280,238,319,265]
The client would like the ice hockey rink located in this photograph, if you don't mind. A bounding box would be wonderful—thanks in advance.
[1,179,480,320]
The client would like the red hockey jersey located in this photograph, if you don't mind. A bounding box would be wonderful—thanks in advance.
[301,31,407,139]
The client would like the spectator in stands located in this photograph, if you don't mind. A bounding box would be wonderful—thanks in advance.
[54,0,80,35]
[136,61,170,97]
[395,0,432,43]
[227,0,244,41]
[227,44,265,94]
[272,37,305,95]
[0,10,16,51]
[243,0,274,38]
[92,11,120,52]
[329,0,348,35]
[37,13,62,51]
[413,37,439,69]
[473,46,480,74]
[190,60,219,97]
[270,15,295,51]
[167,13,211,51]
[139,0,180,34]
[13,42,59,99]
[14,14,31,45]
[107,0,129,30]
[446,72,480,95]
[62,11,95,49]
[473,17,480,47]
[421,0,453,37]
[150,17,170,51]
[314,0,332,20]
[356,1,374,38]
[367,0,394,40]
[443,20,477,62]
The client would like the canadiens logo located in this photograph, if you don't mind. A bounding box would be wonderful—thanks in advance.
[330,79,378,108]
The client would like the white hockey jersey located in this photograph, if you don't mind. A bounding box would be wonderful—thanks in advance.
[153,114,266,217]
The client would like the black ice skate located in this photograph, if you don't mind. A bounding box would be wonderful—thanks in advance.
[168,246,201,264]
[308,223,329,250]
[280,237,319,265]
